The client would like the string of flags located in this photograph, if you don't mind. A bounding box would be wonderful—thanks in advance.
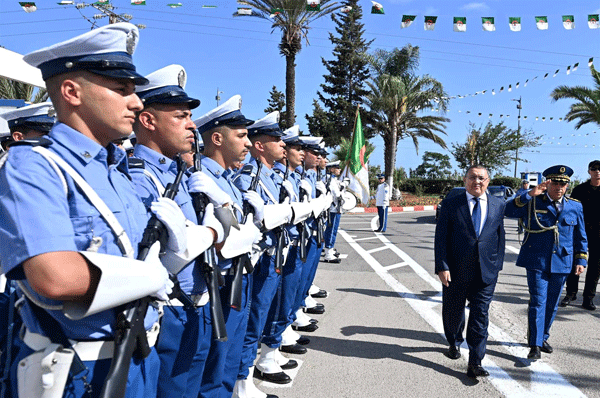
[539,132,599,148]
[399,14,600,31]
[18,1,218,10]
[440,58,593,100]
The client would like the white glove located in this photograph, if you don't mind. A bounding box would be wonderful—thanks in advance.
[150,197,187,254]
[300,180,312,200]
[341,178,350,189]
[187,171,232,206]
[281,180,297,202]
[202,203,225,244]
[316,181,327,196]
[243,191,264,223]
[146,242,174,301]
[330,179,341,198]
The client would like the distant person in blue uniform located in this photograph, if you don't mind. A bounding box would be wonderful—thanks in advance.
[131,64,225,398]
[0,102,55,144]
[435,165,506,378]
[375,174,390,232]
[0,23,179,398]
[505,165,588,361]
[516,180,530,196]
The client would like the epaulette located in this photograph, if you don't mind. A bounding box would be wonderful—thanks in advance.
[128,158,146,169]
[566,196,580,203]
[7,136,52,148]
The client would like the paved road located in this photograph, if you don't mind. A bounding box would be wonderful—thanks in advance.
[260,211,600,398]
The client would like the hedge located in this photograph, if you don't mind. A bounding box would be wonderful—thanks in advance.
[398,176,522,194]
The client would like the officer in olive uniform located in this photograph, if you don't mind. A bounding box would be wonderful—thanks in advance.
[505,165,587,360]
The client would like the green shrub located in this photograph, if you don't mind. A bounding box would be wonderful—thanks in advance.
[398,178,463,194]
[490,176,521,189]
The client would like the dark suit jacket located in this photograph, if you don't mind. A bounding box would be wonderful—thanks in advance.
[435,192,506,285]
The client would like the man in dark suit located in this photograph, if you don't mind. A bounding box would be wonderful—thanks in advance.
[435,165,506,378]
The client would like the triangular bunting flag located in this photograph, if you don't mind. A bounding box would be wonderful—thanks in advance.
[401,15,416,29]
[453,17,467,32]
[131,0,146,5]
[559,118,562,122]
[573,63,579,71]
[371,1,384,14]
[508,84,512,92]
[341,6,352,13]
[516,82,520,89]
[491,89,495,95]
[524,79,529,87]
[482,17,495,31]
[500,114,503,118]
[562,15,575,30]
[424,16,437,31]
[93,0,108,4]
[566,65,571,75]
[270,7,283,15]
[500,86,504,92]
[19,1,37,12]
[306,0,320,12]
[489,114,492,118]
[202,5,216,8]
[509,17,521,31]
[544,73,549,79]
[536,16,548,30]
[167,2,182,7]
[553,69,559,77]
[589,58,594,67]
[478,113,482,117]
[57,1,74,4]
[237,6,251,15]
[523,116,527,119]
[589,14,600,29]
[542,117,546,121]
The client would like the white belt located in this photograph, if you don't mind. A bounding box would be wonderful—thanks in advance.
[22,323,160,362]
[168,292,209,307]
[221,266,250,276]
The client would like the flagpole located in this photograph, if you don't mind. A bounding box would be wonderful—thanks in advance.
[344,105,360,170]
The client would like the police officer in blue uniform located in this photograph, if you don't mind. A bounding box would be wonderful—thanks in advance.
[505,165,588,360]
[0,23,179,398]
[190,95,264,398]
[131,64,225,398]
[0,102,55,144]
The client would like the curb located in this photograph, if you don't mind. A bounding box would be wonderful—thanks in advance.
[349,205,437,213]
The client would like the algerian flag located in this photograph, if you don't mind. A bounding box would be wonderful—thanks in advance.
[371,1,384,14]
[573,62,579,71]
[491,89,495,95]
[524,79,529,87]
[508,84,512,92]
[536,16,548,30]
[566,65,571,75]
[453,17,466,32]
[562,15,575,30]
[589,15,600,29]
[589,57,594,67]
[57,1,74,4]
[482,17,495,31]
[553,69,559,77]
[167,3,182,8]
[237,0,250,4]
[341,110,369,205]
[131,0,145,4]
[424,16,437,30]
[237,7,251,15]
[93,0,108,4]
[202,5,217,8]
[509,17,521,31]
[544,73,549,79]
[500,86,504,93]
[401,15,416,28]
[306,0,320,12]
[341,6,352,13]
[270,7,283,14]
[19,2,37,12]
[516,82,520,89]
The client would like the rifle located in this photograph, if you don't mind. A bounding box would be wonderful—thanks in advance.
[315,166,325,248]
[297,161,309,262]
[190,131,228,342]
[100,155,187,398]
[229,161,263,310]
[273,159,291,274]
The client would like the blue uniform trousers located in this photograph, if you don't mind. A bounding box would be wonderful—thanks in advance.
[442,274,496,365]
[526,269,568,347]
[324,212,341,249]
[295,236,320,310]
[11,344,159,398]
[377,206,388,231]
[156,304,211,398]
[199,274,250,398]
[303,236,323,305]
[262,245,304,348]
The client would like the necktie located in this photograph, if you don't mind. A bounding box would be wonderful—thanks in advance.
[472,197,481,237]
[553,200,560,214]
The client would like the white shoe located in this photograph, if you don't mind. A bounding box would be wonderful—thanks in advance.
[233,370,269,398]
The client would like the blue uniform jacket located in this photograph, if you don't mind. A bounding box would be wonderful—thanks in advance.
[130,145,206,295]
[0,123,157,340]
[505,193,588,273]
[273,161,299,240]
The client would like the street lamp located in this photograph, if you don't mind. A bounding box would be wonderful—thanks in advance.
[512,96,522,178]
[216,88,224,106]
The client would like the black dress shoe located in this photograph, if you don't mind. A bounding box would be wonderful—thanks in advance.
[467,364,489,378]
[374,229,382,232]
[322,257,342,263]
[309,318,318,324]
[311,289,328,298]
[527,346,541,360]
[560,294,576,307]
[253,368,291,384]
[292,323,318,332]
[582,299,596,311]
[296,336,310,345]
[280,343,307,355]
[541,341,553,354]
[446,345,461,360]
[280,359,298,370]
[304,305,325,315]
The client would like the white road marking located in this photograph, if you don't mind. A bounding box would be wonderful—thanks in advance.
[367,246,391,254]
[507,245,521,254]
[353,236,381,242]
[336,217,587,398]
[383,262,408,270]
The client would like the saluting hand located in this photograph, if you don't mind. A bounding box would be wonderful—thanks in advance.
[528,181,551,197]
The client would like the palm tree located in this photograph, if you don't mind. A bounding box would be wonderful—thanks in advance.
[550,66,600,129]
[234,0,340,127]
[366,45,449,190]
[0,76,47,102]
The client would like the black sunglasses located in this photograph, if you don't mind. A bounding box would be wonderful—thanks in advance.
[590,167,600,172]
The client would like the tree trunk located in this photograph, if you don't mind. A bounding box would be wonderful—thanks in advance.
[384,122,397,193]
[285,53,296,127]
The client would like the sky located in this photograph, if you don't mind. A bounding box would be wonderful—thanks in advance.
[1,0,599,181]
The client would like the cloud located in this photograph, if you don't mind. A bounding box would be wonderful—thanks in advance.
[461,2,490,11]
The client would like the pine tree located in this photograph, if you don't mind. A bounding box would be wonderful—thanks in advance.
[264,85,289,130]
[306,0,374,146]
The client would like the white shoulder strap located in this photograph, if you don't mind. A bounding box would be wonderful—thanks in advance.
[143,169,165,196]
[258,180,277,204]
[31,147,135,259]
